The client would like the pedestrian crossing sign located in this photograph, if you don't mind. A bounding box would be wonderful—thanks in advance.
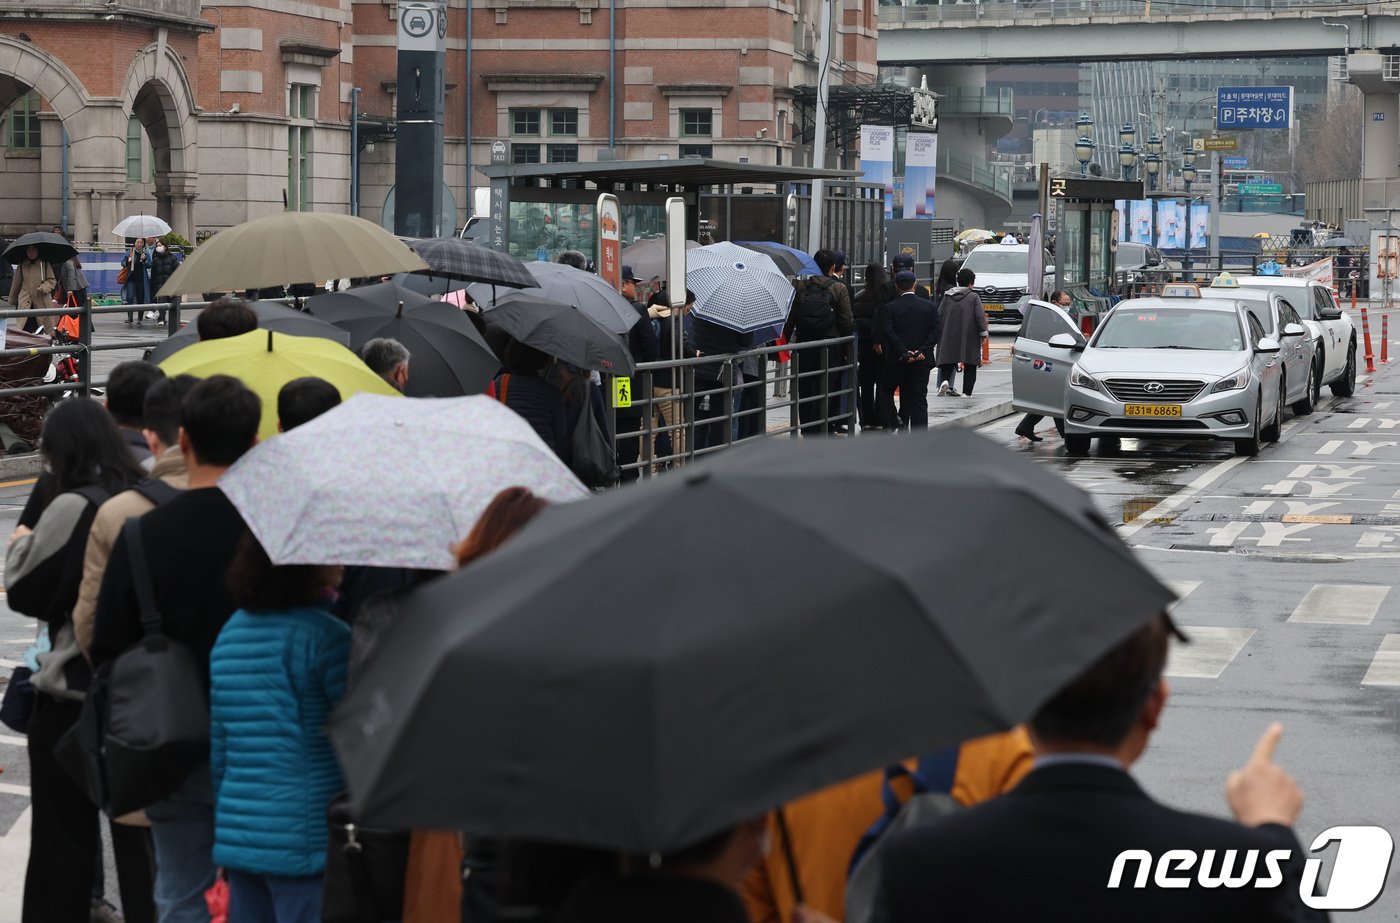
[613,376,632,409]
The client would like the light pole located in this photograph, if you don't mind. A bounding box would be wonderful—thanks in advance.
[1182,149,1197,275]
[1145,134,1163,191]
[1075,136,1095,176]
[1119,143,1138,182]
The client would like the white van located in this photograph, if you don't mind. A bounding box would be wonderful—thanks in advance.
[960,243,1054,322]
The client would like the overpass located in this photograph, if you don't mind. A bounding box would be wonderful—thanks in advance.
[878,1,1400,67]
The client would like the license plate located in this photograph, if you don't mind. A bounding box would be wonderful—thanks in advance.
[985,303,1005,312]
[1123,403,1182,417]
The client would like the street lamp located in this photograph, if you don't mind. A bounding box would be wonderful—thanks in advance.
[1119,144,1138,182]
[1144,152,1161,191]
[1075,136,1096,176]
[1076,114,1094,142]
[1119,124,1136,148]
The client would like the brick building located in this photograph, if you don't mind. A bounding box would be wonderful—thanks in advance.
[0,0,878,245]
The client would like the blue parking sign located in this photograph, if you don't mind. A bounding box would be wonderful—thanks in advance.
[1217,86,1293,130]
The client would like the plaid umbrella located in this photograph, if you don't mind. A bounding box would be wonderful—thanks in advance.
[686,241,794,334]
[407,238,538,289]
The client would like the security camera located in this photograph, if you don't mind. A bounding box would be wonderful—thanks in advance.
[757,127,767,138]
[228,103,240,114]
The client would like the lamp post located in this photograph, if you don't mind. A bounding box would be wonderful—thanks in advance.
[1144,152,1161,192]
[1075,136,1095,176]
[1119,144,1138,182]
[1182,149,1198,275]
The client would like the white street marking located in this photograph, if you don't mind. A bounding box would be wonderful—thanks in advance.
[1316,440,1344,455]
[1286,464,1373,479]
[1349,441,1398,456]
[1117,455,1250,541]
[1362,634,1400,686]
[1288,584,1391,625]
[1166,627,1255,679]
[1164,580,1201,608]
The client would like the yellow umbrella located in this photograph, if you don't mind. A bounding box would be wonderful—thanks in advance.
[1251,232,1273,239]
[159,329,401,440]
[157,212,429,297]
[955,228,996,242]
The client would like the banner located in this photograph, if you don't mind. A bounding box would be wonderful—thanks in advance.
[1283,257,1334,286]
[1156,201,1184,250]
[904,133,938,219]
[1189,204,1209,249]
[1129,201,1152,244]
[860,125,896,221]
[1115,201,1128,241]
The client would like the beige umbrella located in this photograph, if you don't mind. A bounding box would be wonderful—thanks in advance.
[156,212,429,297]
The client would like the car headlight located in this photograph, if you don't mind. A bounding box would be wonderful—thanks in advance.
[1070,366,1103,393]
[1211,368,1250,393]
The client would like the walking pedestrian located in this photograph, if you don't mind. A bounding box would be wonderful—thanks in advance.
[121,238,151,326]
[933,268,988,397]
[853,265,887,431]
[212,534,350,923]
[91,375,263,923]
[933,258,962,308]
[59,253,89,311]
[6,399,153,923]
[8,243,57,333]
[148,237,179,327]
[880,270,939,429]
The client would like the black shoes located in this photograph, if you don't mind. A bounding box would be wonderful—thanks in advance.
[1015,425,1044,443]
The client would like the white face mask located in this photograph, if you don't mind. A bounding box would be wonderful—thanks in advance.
[156,246,166,253]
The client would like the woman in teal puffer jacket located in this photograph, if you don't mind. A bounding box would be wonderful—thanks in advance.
[212,532,350,923]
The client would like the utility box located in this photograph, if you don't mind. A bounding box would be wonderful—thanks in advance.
[885,218,956,278]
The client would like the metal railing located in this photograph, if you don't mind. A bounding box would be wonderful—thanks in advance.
[933,86,1015,117]
[606,335,857,480]
[879,0,1330,25]
[939,150,1014,201]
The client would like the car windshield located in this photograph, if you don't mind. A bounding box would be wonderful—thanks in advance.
[964,248,1027,274]
[1095,307,1245,351]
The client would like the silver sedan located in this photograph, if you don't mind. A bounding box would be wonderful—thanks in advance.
[1058,296,1306,457]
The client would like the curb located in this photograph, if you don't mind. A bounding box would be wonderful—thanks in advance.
[0,454,43,481]
[931,400,1015,431]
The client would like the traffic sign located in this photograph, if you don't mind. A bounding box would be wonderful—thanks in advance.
[1217,86,1293,130]
[490,140,508,164]
[1222,155,1249,170]
[1239,183,1284,195]
[1203,136,1238,151]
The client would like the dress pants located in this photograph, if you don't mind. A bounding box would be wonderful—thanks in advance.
[857,336,884,428]
[893,360,932,428]
[615,411,645,483]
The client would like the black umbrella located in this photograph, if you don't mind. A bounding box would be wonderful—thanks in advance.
[1322,237,1358,248]
[407,237,539,289]
[306,280,499,396]
[484,293,635,375]
[392,271,469,297]
[4,232,76,266]
[735,240,821,277]
[330,428,1174,853]
[468,262,640,334]
[145,300,351,365]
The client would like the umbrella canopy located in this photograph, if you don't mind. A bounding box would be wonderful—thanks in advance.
[955,228,995,242]
[470,262,639,335]
[145,300,351,365]
[735,241,821,277]
[330,427,1174,852]
[686,241,795,334]
[306,280,500,397]
[1323,237,1358,248]
[220,393,588,571]
[113,215,172,239]
[392,271,469,297]
[1250,232,1273,239]
[484,293,635,375]
[158,328,401,440]
[619,237,701,283]
[4,232,76,266]
[407,237,538,289]
[155,212,428,298]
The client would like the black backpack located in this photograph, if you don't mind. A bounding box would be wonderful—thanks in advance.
[792,279,838,340]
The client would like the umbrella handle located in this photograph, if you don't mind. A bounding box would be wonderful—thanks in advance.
[775,807,805,907]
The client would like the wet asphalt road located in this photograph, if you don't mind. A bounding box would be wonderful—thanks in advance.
[979,363,1400,919]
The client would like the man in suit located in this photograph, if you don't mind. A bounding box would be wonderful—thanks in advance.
[879,271,938,430]
[870,613,1327,922]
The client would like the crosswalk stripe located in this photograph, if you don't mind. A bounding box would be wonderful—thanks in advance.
[1287,584,1391,625]
[0,734,23,748]
[1167,626,1255,679]
[1165,580,1201,608]
[1362,634,1400,686]
[0,783,29,797]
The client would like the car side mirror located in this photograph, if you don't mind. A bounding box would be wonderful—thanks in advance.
[1255,337,1282,354]
[1048,332,1083,351]
[1282,323,1306,337]
[1318,307,1343,321]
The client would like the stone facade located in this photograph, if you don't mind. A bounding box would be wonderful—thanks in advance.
[0,0,877,242]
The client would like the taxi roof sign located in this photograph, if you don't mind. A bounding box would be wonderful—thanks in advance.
[1160,282,1202,297]
[1210,272,1240,289]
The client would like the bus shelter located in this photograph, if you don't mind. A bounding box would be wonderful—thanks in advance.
[1050,177,1143,327]
[479,159,882,268]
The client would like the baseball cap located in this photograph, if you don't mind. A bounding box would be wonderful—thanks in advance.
[831,249,848,268]
[621,265,644,283]
[891,253,915,270]
[894,269,917,288]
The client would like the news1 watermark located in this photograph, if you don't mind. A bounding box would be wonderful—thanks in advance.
[1109,826,1396,911]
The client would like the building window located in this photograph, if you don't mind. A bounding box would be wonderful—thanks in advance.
[511,143,541,164]
[126,117,143,183]
[679,144,713,159]
[511,108,541,136]
[8,92,40,151]
[680,108,712,138]
[549,108,578,137]
[286,84,315,211]
[290,83,315,120]
[547,144,579,163]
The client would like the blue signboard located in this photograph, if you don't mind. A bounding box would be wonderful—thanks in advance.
[1217,86,1293,130]
[1222,155,1248,170]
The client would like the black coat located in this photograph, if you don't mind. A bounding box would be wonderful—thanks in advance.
[621,301,660,418]
[499,371,570,465]
[148,248,179,298]
[555,875,750,923]
[881,292,939,360]
[871,763,1327,923]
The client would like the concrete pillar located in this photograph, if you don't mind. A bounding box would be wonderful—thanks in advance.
[155,193,173,229]
[1362,93,1400,181]
[73,191,93,247]
[170,193,195,242]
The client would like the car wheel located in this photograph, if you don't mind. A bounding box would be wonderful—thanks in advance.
[1235,397,1263,457]
[1330,339,1357,397]
[1262,375,1284,443]
[1065,434,1091,457]
[1292,360,1317,416]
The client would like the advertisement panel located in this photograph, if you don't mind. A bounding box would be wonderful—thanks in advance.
[860,125,896,220]
[1156,201,1184,250]
[1190,204,1209,250]
[904,133,938,219]
[1128,201,1152,244]
[596,193,622,291]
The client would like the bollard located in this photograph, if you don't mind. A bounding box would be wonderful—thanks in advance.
[1361,306,1376,373]
[1385,314,1391,364]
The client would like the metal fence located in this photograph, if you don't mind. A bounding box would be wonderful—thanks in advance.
[605,335,857,480]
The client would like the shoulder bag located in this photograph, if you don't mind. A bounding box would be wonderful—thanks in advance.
[570,395,619,489]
